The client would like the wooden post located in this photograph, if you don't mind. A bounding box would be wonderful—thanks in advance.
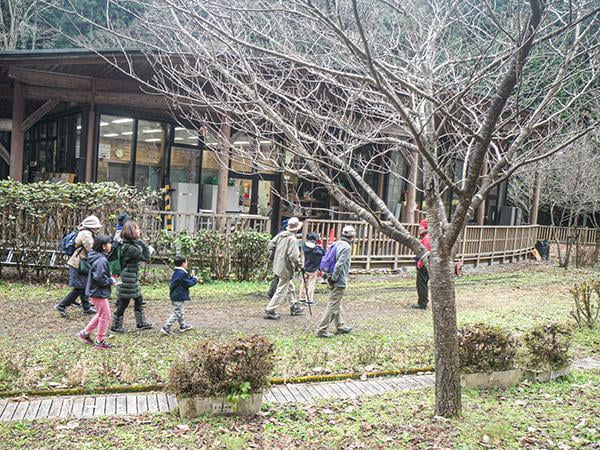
[530,171,541,225]
[216,121,231,229]
[404,153,418,223]
[366,224,373,271]
[460,226,468,263]
[9,81,25,181]
[85,106,96,182]
[476,227,484,266]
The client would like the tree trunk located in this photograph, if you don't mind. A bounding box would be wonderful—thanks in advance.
[429,253,462,417]
[404,153,418,223]
[530,170,541,225]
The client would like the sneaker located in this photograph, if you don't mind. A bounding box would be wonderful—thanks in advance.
[72,300,82,308]
[179,324,193,332]
[55,304,67,319]
[335,326,353,335]
[410,304,427,310]
[76,331,94,345]
[94,340,113,350]
[316,331,333,338]
[83,307,97,315]
[290,304,305,316]
[160,326,173,336]
[264,309,280,320]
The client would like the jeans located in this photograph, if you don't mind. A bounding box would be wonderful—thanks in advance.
[84,298,111,342]
[164,301,185,330]
[58,288,91,311]
[115,296,143,317]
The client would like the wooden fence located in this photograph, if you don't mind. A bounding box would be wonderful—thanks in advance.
[303,219,598,270]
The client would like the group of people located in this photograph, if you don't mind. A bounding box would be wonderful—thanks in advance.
[56,212,431,347]
[264,217,432,337]
[55,214,197,349]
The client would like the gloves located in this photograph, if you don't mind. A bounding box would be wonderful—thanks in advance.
[326,276,335,290]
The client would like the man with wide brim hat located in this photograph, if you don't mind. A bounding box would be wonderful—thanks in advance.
[264,217,305,320]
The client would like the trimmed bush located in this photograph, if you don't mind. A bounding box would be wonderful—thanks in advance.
[524,323,572,370]
[167,335,274,398]
[229,230,271,281]
[569,279,600,329]
[458,323,517,373]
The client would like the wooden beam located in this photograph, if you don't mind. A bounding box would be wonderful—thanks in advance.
[9,81,24,181]
[0,141,9,165]
[21,99,60,132]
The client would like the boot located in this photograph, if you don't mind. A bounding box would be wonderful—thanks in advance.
[135,310,153,330]
[111,315,127,333]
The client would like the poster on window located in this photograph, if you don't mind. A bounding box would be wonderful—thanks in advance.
[99,143,111,159]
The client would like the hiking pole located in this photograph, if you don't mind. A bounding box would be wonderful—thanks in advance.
[301,269,312,316]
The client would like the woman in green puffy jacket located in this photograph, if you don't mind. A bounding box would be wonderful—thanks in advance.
[110,221,153,333]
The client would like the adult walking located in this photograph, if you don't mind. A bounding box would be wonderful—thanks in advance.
[55,215,102,317]
[411,219,431,310]
[264,217,305,320]
[110,221,153,332]
[316,225,355,338]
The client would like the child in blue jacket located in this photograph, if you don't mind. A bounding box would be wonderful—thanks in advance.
[161,255,198,336]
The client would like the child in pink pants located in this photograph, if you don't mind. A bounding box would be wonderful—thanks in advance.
[76,235,116,350]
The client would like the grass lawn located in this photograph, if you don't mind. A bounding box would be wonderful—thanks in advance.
[0,261,598,392]
[0,370,597,448]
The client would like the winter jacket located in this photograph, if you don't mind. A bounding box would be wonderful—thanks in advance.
[85,250,113,299]
[269,230,302,279]
[416,233,431,269]
[169,268,198,302]
[117,239,150,299]
[330,237,352,288]
[303,243,325,273]
[66,228,95,270]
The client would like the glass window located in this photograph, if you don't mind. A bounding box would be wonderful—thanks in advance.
[96,114,134,185]
[170,127,201,184]
[135,120,167,191]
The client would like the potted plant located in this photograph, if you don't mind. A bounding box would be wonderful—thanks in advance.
[168,335,274,418]
[458,323,521,388]
[523,322,572,382]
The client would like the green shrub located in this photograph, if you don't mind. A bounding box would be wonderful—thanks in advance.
[229,230,271,281]
[458,323,517,373]
[195,230,227,279]
[167,335,274,398]
[524,322,572,370]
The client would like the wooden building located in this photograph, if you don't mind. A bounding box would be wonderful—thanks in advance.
[0,49,513,230]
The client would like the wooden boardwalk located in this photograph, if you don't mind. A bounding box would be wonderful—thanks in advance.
[0,373,435,422]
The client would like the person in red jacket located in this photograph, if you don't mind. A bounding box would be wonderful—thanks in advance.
[412,219,431,309]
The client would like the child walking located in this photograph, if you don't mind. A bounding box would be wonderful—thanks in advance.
[76,235,117,350]
[161,255,197,336]
[299,232,325,305]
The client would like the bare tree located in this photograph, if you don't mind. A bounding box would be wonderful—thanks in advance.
[53,0,599,416]
[0,0,47,49]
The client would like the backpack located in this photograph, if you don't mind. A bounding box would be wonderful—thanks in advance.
[108,241,126,275]
[320,242,337,273]
[60,229,79,256]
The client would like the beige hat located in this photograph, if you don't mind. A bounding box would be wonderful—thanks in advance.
[342,225,356,237]
[286,217,303,232]
[80,215,102,230]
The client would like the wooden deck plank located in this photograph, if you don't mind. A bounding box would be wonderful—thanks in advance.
[59,398,73,419]
[0,402,18,421]
[116,396,127,416]
[299,385,321,401]
[147,394,159,414]
[167,395,178,412]
[0,400,7,418]
[283,385,304,403]
[311,383,332,399]
[263,391,276,403]
[71,397,85,418]
[47,398,64,419]
[82,397,95,418]
[36,399,52,419]
[345,380,365,397]
[12,401,29,421]
[331,381,354,399]
[104,396,116,416]
[136,395,148,415]
[93,397,106,417]
[156,393,170,412]
[126,395,138,415]
[269,386,287,403]
[24,399,41,420]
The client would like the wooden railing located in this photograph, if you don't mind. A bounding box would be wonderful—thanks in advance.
[303,219,598,270]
